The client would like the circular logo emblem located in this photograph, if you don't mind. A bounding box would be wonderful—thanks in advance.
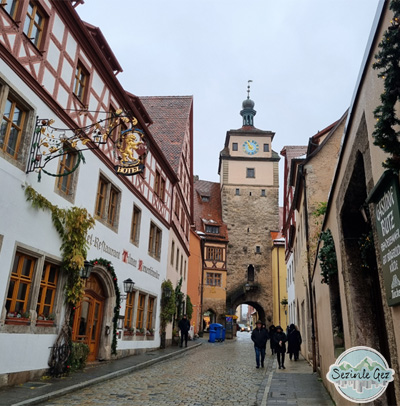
[327,346,395,403]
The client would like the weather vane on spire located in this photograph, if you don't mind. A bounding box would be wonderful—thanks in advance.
[247,80,253,99]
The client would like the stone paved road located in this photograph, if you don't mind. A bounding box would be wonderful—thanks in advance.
[41,332,267,406]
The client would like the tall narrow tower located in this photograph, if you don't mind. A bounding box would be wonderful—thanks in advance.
[218,86,280,321]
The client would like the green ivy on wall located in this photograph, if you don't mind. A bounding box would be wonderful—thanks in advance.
[24,185,96,374]
[318,229,338,285]
[24,185,95,305]
[186,295,193,321]
[373,0,400,170]
[160,279,176,332]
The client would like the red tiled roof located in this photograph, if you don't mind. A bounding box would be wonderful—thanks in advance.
[140,96,193,174]
[193,180,228,241]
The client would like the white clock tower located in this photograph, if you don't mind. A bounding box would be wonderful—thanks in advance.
[218,86,280,323]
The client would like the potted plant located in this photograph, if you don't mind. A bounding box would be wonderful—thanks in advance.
[36,313,56,327]
[135,327,145,340]
[5,310,31,325]
[124,327,135,336]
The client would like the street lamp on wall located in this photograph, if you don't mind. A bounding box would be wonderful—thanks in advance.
[123,278,135,294]
[79,260,93,280]
[163,285,172,299]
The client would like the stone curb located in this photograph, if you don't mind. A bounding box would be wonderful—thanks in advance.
[11,343,202,406]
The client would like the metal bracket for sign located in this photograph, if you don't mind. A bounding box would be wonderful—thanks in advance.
[25,110,147,179]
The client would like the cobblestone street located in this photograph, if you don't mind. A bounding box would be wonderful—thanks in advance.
[42,333,263,406]
[35,333,332,406]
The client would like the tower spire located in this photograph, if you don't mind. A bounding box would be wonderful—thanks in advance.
[247,80,252,99]
[240,80,256,127]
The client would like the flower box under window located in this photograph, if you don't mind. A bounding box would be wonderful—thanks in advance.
[5,317,30,326]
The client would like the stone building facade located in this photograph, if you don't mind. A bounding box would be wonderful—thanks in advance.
[218,95,280,321]
[311,2,400,404]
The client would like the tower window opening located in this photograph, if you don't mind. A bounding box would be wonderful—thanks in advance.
[247,265,255,282]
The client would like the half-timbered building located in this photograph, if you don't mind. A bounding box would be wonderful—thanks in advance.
[0,0,189,386]
[141,95,194,343]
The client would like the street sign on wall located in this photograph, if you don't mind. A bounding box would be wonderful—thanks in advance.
[367,171,400,306]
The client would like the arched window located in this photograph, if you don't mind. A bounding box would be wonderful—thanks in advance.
[247,265,254,282]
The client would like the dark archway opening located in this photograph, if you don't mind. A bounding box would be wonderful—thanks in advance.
[341,152,395,405]
[202,309,216,332]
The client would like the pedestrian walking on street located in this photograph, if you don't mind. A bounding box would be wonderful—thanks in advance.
[273,325,287,369]
[287,324,302,361]
[178,314,190,347]
[251,320,269,369]
[269,325,276,355]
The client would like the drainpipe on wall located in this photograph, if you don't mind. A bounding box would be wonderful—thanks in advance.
[301,167,317,373]
[199,236,205,336]
[277,242,281,326]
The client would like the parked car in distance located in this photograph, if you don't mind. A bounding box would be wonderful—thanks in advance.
[238,323,250,332]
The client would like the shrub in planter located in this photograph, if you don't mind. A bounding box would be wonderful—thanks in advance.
[68,342,90,371]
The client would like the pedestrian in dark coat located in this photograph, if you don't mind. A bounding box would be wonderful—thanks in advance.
[287,324,302,361]
[178,314,190,347]
[273,325,287,369]
[269,325,276,355]
[251,320,269,368]
[262,324,268,351]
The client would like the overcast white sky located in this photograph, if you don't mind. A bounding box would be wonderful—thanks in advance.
[77,1,381,203]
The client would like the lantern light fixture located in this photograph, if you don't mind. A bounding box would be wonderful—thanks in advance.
[79,260,93,280]
[123,278,135,294]
[163,285,172,299]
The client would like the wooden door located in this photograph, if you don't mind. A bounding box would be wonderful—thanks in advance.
[72,274,105,362]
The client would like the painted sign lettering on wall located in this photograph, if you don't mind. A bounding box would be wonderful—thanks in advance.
[367,171,400,306]
[122,249,137,267]
[87,234,121,260]
[87,234,160,279]
[138,259,160,279]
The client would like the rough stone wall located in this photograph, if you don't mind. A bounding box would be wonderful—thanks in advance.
[202,298,227,323]
[222,184,279,320]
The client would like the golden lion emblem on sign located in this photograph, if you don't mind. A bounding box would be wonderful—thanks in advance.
[119,131,143,164]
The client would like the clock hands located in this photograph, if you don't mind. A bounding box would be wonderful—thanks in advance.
[246,141,254,150]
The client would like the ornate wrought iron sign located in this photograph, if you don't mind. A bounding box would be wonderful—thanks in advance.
[26,109,147,179]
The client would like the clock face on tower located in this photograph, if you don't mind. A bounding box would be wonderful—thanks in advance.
[243,140,259,155]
